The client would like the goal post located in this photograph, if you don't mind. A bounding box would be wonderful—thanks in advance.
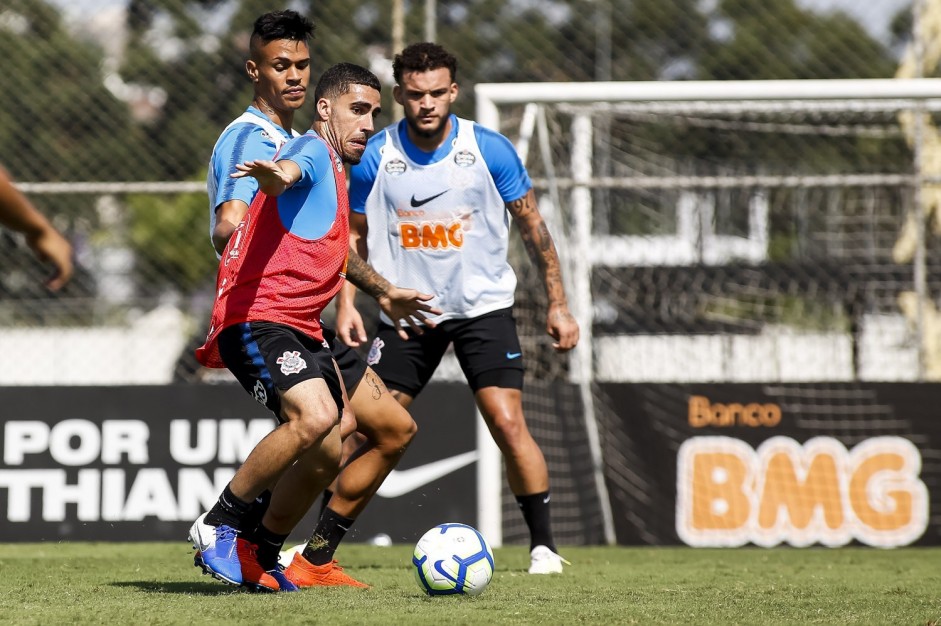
[475,78,941,547]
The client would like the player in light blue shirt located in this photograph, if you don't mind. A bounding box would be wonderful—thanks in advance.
[194,36,439,591]
[207,106,297,254]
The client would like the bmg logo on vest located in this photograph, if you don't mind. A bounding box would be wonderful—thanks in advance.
[399,220,464,249]
[0,418,274,523]
[675,435,929,548]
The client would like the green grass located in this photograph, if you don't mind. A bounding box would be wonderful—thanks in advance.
[1,544,939,625]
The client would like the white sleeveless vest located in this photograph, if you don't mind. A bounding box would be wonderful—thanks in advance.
[207,112,298,249]
[364,117,516,324]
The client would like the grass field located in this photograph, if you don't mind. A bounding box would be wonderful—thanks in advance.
[1,543,939,625]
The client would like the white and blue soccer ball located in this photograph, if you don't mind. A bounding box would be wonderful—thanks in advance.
[412,523,494,596]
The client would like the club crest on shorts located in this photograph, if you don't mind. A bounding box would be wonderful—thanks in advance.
[276,350,308,375]
[252,379,268,405]
[367,338,384,366]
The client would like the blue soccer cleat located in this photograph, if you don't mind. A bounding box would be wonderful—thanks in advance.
[265,564,299,592]
[188,513,243,586]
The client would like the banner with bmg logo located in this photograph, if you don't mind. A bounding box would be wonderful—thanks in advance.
[598,383,941,547]
[0,384,477,543]
[4,382,939,547]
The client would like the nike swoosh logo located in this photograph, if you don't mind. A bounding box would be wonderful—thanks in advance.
[377,450,478,498]
[506,352,522,359]
[410,190,449,207]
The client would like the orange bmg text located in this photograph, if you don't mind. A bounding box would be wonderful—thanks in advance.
[399,220,464,250]
[675,436,928,547]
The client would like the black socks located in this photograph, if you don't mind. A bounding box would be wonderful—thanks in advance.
[204,484,252,530]
[239,489,273,541]
[254,524,289,570]
[516,491,556,553]
[302,507,355,566]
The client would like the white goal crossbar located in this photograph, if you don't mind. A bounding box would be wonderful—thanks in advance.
[477,78,941,119]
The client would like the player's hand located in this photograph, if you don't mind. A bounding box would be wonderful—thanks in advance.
[377,287,442,341]
[26,226,73,291]
[231,159,292,194]
[336,301,368,347]
[547,302,579,352]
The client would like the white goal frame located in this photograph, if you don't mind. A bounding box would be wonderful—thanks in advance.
[474,78,941,547]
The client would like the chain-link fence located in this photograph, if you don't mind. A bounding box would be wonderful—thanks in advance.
[0,0,920,384]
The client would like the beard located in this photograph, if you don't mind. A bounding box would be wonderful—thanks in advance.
[343,145,365,165]
[406,113,447,139]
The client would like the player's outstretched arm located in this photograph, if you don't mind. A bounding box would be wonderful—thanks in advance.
[344,251,441,342]
[230,159,301,196]
[212,199,250,255]
[0,166,73,290]
[507,188,579,352]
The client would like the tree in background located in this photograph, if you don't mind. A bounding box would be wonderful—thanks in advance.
[0,1,137,181]
[1,0,909,313]
[702,0,895,80]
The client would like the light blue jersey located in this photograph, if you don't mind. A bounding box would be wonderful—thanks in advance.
[273,131,344,240]
[206,107,296,250]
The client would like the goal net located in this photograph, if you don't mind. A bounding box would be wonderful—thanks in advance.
[477,79,941,547]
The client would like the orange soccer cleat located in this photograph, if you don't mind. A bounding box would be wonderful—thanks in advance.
[236,539,282,592]
[284,552,369,589]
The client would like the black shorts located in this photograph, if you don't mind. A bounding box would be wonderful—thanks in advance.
[217,322,343,420]
[322,325,368,394]
[366,307,524,396]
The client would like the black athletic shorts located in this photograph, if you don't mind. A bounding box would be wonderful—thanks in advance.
[323,325,368,394]
[366,307,524,396]
[217,321,343,421]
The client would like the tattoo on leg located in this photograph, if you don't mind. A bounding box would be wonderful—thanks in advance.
[365,371,384,400]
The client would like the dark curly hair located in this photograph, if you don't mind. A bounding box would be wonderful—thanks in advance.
[392,42,457,84]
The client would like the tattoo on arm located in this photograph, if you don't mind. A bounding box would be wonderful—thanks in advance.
[345,248,391,300]
[508,191,567,305]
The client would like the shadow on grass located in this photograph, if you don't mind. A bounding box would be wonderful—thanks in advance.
[111,580,246,595]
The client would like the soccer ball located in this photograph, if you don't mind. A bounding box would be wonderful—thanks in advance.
[412,523,494,596]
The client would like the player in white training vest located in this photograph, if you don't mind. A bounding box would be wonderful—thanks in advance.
[338,42,579,575]
[360,115,515,322]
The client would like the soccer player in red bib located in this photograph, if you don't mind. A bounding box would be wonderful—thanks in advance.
[190,63,385,592]
[199,11,439,592]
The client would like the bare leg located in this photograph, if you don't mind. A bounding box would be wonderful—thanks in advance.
[260,362,351,535]
[327,368,417,518]
[474,386,548,495]
[262,423,343,534]
[228,377,342,506]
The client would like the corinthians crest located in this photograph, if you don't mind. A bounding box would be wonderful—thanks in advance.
[276,350,308,375]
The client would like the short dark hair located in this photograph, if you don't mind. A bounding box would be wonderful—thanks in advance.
[249,10,315,54]
[315,63,382,102]
[392,42,458,84]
